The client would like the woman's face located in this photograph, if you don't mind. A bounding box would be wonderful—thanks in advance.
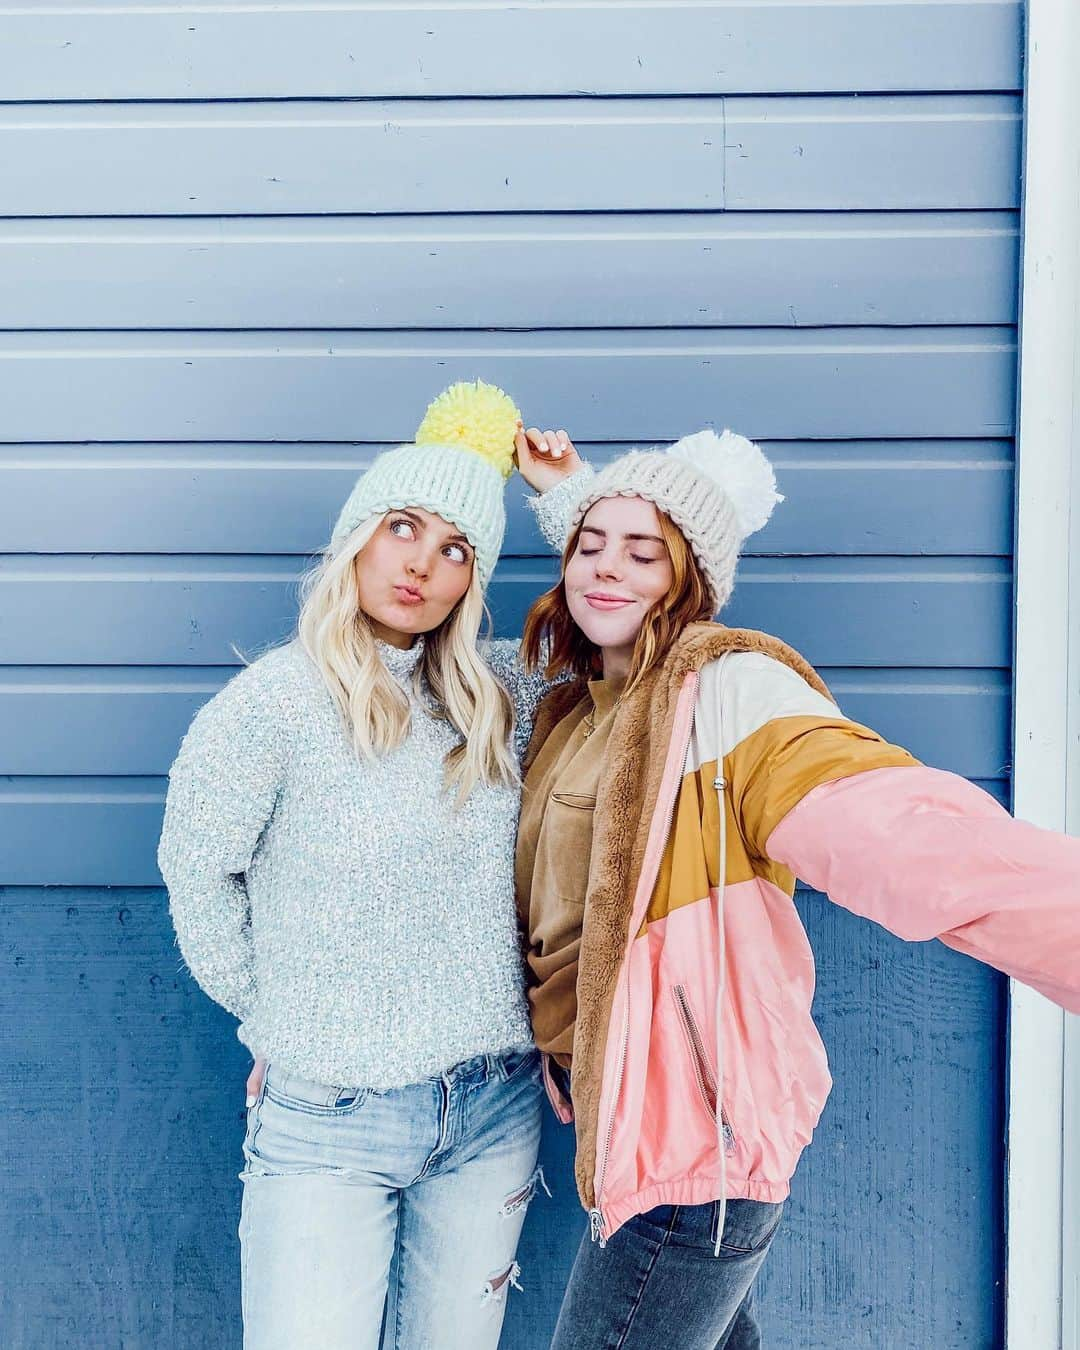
[353,508,475,647]
[563,496,675,660]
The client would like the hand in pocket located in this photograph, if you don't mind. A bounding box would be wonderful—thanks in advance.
[246,1056,266,1107]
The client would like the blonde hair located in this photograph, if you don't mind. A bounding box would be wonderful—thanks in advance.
[298,514,517,803]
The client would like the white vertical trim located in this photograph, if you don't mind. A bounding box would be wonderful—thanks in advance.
[1066,1016,1080,1350]
[1064,118,1080,1350]
[1011,2,1080,1347]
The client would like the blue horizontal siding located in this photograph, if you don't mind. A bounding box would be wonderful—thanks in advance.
[0,666,1010,780]
[0,441,1014,556]
[0,886,1003,1349]
[0,555,1012,668]
[0,778,1011,890]
[724,94,1021,210]
[0,95,1019,217]
[0,213,1019,330]
[0,2,1022,100]
[0,1,1018,1344]
[756,892,1005,1350]
[0,328,1017,443]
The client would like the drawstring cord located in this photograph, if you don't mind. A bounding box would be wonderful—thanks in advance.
[712,653,730,1257]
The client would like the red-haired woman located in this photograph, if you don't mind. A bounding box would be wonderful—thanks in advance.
[514,426,1080,1349]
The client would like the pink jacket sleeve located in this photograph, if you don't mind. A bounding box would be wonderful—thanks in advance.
[765,764,1080,1012]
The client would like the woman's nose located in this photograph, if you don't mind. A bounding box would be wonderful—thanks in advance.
[405,550,432,580]
[595,551,621,580]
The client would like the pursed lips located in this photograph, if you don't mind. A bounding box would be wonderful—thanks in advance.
[394,584,425,606]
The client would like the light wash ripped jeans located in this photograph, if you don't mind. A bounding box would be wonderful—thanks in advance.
[239,1047,545,1350]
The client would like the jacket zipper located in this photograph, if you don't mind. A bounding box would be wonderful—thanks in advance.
[588,997,628,1247]
[588,1002,627,1247]
[588,678,698,1245]
[673,983,735,1149]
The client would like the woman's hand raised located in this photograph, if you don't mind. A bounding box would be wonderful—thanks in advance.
[514,421,583,494]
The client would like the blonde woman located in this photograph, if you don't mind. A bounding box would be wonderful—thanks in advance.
[157,382,582,1350]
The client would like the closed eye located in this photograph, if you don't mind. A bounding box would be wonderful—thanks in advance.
[579,545,657,565]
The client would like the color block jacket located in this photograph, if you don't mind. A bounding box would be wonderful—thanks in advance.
[523,623,1080,1244]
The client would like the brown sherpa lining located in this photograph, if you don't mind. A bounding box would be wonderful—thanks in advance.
[521,622,831,1211]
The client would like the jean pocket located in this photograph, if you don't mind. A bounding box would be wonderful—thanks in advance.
[636,1203,680,1236]
[714,1199,785,1255]
[264,1066,372,1117]
[497,1047,540,1084]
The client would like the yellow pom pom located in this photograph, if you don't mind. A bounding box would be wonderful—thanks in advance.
[415,379,521,481]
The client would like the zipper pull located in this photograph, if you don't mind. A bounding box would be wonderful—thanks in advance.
[588,1208,608,1248]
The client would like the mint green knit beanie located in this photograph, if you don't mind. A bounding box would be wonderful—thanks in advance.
[331,380,521,589]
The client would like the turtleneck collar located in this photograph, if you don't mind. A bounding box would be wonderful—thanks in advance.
[587,673,626,721]
[376,634,425,682]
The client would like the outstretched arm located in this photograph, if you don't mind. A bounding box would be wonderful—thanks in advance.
[765,763,1080,1011]
[722,654,1080,1011]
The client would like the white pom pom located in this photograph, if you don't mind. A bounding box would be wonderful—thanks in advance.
[667,428,782,539]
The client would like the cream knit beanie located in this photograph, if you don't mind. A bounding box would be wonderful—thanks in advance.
[567,430,782,612]
[331,379,521,589]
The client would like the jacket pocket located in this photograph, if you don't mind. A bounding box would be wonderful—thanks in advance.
[673,984,736,1149]
[549,792,597,811]
[543,791,598,907]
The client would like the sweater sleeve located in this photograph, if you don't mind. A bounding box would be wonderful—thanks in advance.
[523,464,597,553]
[483,638,562,761]
[157,660,286,1020]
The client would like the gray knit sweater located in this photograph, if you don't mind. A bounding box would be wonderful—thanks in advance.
[158,636,552,1088]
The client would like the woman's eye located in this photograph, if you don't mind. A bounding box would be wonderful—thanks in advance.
[444,544,469,564]
[631,555,659,565]
[389,518,415,538]
[578,547,601,557]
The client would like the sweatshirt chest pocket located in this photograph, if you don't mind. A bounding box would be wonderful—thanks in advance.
[544,791,598,908]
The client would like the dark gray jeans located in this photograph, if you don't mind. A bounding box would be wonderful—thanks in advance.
[550,1196,783,1350]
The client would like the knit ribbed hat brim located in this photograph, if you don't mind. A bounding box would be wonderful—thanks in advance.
[330,442,506,588]
[571,451,740,610]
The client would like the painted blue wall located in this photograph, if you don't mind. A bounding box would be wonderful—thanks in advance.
[0,3,1019,1346]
